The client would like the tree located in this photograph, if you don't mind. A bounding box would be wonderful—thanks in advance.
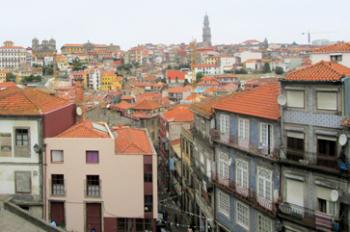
[43,64,53,75]
[262,63,271,73]
[275,66,284,75]
[235,68,247,74]
[6,72,16,82]
[71,58,86,71]
[196,72,204,82]
[21,75,42,84]
[184,79,190,86]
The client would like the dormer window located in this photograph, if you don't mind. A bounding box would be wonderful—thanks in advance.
[330,54,342,63]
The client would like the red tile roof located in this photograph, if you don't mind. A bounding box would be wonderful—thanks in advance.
[168,86,192,94]
[213,82,281,120]
[313,42,350,53]
[166,70,186,81]
[0,82,17,90]
[111,101,133,111]
[114,127,154,155]
[162,105,194,122]
[57,120,110,138]
[285,61,350,82]
[132,99,161,110]
[0,87,72,116]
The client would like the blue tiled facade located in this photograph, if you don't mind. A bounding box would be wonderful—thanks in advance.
[214,110,280,231]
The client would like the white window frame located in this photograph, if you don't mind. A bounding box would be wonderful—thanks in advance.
[238,118,250,148]
[218,190,230,218]
[218,151,230,184]
[236,201,249,230]
[259,123,274,155]
[235,159,249,196]
[257,167,273,210]
[219,114,229,134]
[51,150,64,163]
[257,213,273,232]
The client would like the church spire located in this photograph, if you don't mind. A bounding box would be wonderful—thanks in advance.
[202,14,212,47]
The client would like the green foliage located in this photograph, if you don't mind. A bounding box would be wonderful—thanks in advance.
[196,72,204,82]
[43,64,53,75]
[6,72,16,82]
[275,66,284,75]
[262,63,271,73]
[184,79,190,86]
[21,75,42,84]
[71,58,86,71]
[234,68,248,74]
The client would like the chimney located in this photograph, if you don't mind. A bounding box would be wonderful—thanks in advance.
[74,77,84,105]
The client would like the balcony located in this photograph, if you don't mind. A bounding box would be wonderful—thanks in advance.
[282,149,342,174]
[51,184,65,196]
[210,129,278,161]
[85,177,101,198]
[212,173,277,216]
[278,202,346,231]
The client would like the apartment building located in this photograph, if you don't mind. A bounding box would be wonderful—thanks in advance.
[44,121,157,232]
[0,87,76,217]
[0,41,29,70]
[212,82,281,232]
[278,61,350,231]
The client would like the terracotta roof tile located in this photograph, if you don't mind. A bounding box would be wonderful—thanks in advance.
[313,42,350,53]
[114,127,154,155]
[166,70,186,80]
[285,61,350,81]
[168,86,192,94]
[132,99,161,110]
[0,87,72,116]
[57,120,110,138]
[111,101,133,110]
[162,105,194,122]
[213,82,281,120]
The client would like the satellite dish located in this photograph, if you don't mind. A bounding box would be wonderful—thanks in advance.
[330,190,339,202]
[76,106,83,116]
[339,134,348,146]
[277,95,287,106]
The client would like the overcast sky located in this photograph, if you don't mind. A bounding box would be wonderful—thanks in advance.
[1,0,349,50]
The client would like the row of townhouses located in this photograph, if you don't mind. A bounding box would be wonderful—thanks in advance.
[173,59,350,232]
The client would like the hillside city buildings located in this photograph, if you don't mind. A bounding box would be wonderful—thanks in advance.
[1,14,350,232]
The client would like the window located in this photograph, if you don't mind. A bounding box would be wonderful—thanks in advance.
[15,128,29,146]
[238,118,249,148]
[86,151,99,164]
[144,195,153,212]
[86,175,100,197]
[51,150,63,163]
[316,91,337,111]
[257,213,273,232]
[330,54,342,62]
[15,171,31,193]
[317,186,338,217]
[286,90,304,108]
[218,190,230,218]
[51,174,65,196]
[259,123,273,155]
[218,151,229,182]
[286,131,304,159]
[236,159,249,196]
[219,114,229,134]
[15,128,30,157]
[144,164,152,182]
[257,167,272,209]
[236,201,249,229]
[317,136,336,157]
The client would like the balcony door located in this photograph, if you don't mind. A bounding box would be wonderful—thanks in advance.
[86,203,102,232]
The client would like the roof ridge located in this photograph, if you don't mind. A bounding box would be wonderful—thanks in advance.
[21,89,42,114]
